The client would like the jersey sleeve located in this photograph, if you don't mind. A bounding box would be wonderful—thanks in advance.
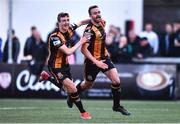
[83,26,94,43]
[70,23,78,31]
[50,36,63,48]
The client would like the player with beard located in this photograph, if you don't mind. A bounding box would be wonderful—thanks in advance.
[39,6,130,116]
[67,5,131,116]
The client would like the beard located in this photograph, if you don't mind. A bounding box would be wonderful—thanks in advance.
[92,16,102,23]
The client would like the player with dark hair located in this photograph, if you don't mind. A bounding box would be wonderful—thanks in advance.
[72,5,131,116]
[39,12,91,119]
[39,6,130,116]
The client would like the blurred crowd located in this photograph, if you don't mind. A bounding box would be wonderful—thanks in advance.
[0,20,179,65]
[106,20,180,63]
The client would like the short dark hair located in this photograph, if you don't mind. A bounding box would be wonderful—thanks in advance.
[12,29,15,35]
[88,5,98,15]
[57,12,69,22]
[31,26,36,31]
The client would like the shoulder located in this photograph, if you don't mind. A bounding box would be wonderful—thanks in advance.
[84,23,94,33]
[26,36,32,42]
[49,29,61,40]
[150,31,158,38]
[49,33,63,47]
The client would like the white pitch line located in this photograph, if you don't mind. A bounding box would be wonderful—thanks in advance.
[57,107,171,112]
[0,106,171,112]
[0,107,37,110]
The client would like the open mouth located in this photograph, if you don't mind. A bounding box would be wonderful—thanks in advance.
[96,17,101,20]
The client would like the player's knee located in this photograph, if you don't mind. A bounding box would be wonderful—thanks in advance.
[71,86,77,93]
[67,84,77,93]
[112,77,120,85]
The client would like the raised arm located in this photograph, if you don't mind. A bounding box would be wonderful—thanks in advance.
[76,19,91,27]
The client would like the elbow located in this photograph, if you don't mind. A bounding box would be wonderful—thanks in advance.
[65,51,71,55]
[81,47,85,54]
[65,50,72,55]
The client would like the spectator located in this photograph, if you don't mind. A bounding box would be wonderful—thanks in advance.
[105,32,117,62]
[139,23,159,55]
[24,26,37,56]
[113,36,132,63]
[0,38,2,62]
[159,23,174,57]
[3,29,20,63]
[135,37,153,59]
[114,27,122,42]
[128,30,141,58]
[108,25,122,43]
[24,26,48,83]
[172,20,180,57]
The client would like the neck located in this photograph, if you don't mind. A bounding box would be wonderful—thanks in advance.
[91,19,100,27]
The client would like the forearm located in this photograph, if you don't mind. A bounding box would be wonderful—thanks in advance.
[66,41,82,55]
[76,19,91,27]
[81,47,98,64]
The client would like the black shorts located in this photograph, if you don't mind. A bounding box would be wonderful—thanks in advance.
[84,58,115,82]
[48,64,72,83]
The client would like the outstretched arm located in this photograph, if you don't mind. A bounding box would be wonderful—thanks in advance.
[60,36,87,55]
[60,32,91,55]
[76,19,91,27]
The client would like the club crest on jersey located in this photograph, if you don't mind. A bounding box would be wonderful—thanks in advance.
[52,37,62,46]
[87,75,93,81]
[58,73,63,79]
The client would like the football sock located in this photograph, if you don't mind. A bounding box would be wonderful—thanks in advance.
[70,92,86,113]
[111,84,121,108]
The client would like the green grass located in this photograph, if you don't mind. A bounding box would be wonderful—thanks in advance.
[0,99,180,123]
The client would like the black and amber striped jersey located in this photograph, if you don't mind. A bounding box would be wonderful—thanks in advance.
[84,20,109,61]
[48,24,77,68]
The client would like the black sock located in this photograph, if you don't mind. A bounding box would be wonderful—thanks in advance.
[111,84,121,108]
[70,92,86,113]
[76,82,84,94]
[48,76,62,89]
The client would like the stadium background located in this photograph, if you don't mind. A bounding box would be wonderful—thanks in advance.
[0,0,180,123]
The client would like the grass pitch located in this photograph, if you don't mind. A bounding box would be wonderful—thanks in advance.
[0,99,180,123]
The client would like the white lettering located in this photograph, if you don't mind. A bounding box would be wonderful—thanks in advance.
[16,70,30,91]
[16,70,60,92]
